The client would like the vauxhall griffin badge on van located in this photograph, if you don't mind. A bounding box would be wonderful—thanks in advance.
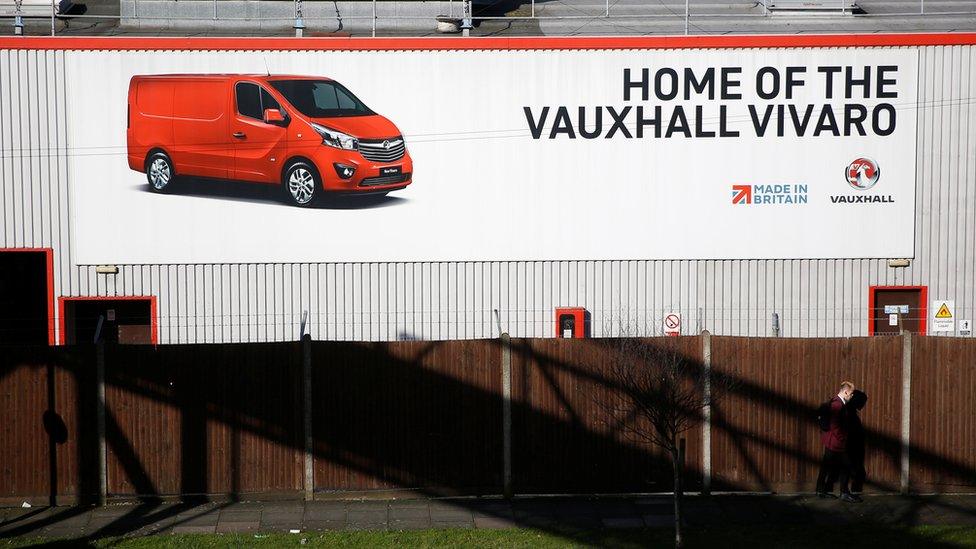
[127,74,413,207]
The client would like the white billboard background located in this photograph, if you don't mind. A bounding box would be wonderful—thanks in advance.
[66,48,918,264]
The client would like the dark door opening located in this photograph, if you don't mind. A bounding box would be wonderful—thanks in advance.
[870,286,927,335]
[61,298,154,345]
[0,250,51,345]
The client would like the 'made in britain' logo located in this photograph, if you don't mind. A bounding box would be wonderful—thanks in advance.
[732,184,808,205]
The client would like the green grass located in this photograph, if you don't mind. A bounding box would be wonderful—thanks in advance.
[4,526,976,548]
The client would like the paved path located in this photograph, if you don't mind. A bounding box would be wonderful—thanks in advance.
[2,495,976,540]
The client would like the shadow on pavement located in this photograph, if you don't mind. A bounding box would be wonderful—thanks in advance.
[1,338,975,545]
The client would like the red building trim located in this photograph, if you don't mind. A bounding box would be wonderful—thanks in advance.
[868,285,927,336]
[57,295,159,345]
[0,247,55,345]
[1,33,975,52]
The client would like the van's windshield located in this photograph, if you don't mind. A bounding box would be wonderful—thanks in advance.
[269,79,374,118]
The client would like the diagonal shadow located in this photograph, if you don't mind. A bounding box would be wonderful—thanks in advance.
[103,408,160,499]
[508,337,976,494]
[0,335,974,545]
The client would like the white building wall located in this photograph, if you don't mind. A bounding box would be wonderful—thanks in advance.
[1,44,974,342]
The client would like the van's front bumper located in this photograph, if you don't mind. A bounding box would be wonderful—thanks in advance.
[313,148,414,193]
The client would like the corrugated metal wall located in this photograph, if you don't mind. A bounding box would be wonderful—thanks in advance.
[1,45,974,343]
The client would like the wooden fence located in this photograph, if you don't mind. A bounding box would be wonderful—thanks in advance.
[1,334,974,504]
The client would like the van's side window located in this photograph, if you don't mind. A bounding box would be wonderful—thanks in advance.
[236,83,263,120]
[237,82,284,122]
[261,88,281,113]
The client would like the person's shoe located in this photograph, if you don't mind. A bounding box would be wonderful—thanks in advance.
[818,492,838,499]
[840,493,861,503]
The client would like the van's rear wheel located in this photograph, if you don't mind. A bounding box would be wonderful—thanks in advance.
[284,161,320,207]
[146,152,176,193]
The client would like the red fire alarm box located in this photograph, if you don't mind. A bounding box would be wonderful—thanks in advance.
[555,307,588,338]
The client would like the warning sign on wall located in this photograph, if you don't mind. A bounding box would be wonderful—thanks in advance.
[932,300,955,333]
[663,313,681,336]
[960,319,972,337]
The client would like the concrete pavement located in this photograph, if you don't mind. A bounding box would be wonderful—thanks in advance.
[2,494,976,540]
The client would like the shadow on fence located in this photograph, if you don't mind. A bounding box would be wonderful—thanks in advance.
[1,334,975,542]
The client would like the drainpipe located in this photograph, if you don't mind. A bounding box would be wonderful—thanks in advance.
[461,0,472,36]
[294,0,305,37]
[14,0,24,35]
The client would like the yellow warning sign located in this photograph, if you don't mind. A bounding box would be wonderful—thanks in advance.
[936,303,953,318]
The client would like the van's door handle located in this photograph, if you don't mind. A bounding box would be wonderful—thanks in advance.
[232,132,246,139]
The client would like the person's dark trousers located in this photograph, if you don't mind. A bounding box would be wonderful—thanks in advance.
[817,449,852,494]
[822,450,863,494]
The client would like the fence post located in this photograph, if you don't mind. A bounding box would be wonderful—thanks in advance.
[701,330,711,495]
[302,334,314,501]
[501,333,513,498]
[900,331,912,494]
[46,362,58,507]
[96,341,107,506]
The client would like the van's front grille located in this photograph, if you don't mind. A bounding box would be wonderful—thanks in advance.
[359,137,406,163]
[360,173,411,187]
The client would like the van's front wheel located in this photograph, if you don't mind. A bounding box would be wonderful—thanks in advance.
[284,161,320,207]
[146,152,176,193]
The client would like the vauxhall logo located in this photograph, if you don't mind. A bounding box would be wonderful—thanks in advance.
[846,157,880,189]
[830,157,895,204]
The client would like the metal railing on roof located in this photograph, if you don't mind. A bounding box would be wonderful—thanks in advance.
[3,0,975,38]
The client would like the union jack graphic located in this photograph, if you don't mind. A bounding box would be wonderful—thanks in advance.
[732,185,752,205]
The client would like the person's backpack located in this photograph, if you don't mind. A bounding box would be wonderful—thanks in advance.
[816,400,833,432]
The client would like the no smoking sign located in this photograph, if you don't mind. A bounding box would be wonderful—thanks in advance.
[664,313,681,336]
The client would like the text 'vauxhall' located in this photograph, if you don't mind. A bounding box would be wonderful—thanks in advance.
[523,65,901,139]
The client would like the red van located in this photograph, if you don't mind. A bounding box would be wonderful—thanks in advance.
[127,74,413,206]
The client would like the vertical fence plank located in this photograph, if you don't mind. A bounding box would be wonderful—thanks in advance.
[910,337,976,491]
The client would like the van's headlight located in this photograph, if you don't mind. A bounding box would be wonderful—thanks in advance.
[311,123,358,151]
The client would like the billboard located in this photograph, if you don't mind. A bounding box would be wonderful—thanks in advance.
[66,47,919,264]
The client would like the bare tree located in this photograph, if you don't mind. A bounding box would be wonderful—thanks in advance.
[598,329,737,549]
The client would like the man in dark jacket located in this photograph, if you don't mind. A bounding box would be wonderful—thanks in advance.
[816,381,861,502]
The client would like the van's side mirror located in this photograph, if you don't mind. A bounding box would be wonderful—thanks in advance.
[263,108,287,126]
